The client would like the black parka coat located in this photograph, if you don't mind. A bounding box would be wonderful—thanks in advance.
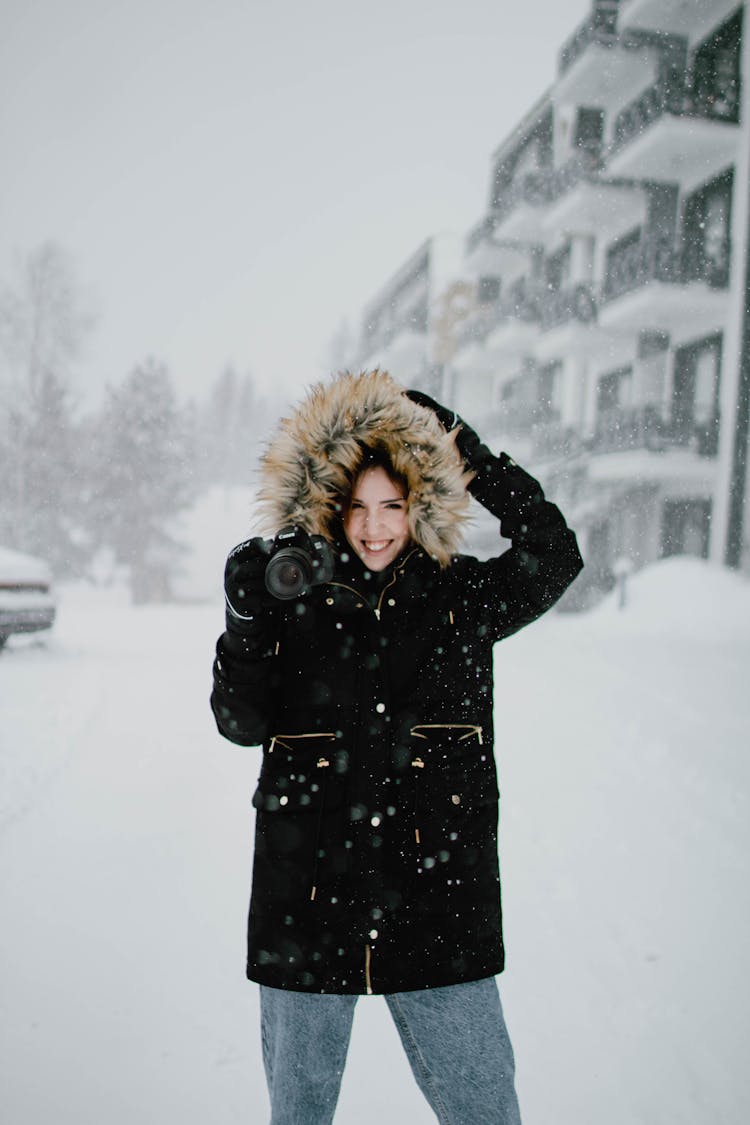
[211,372,582,995]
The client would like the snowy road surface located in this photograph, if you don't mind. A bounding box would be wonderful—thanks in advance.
[1,559,749,1124]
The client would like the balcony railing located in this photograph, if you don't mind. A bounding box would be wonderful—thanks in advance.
[612,67,740,154]
[491,148,608,231]
[539,282,598,330]
[558,6,619,74]
[544,149,605,203]
[602,232,677,303]
[531,420,582,461]
[455,281,543,351]
[361,303,428,351]
[589,406,719,457]
[492,169,552,226]
[465,215,496,257]
[603,225,731,304]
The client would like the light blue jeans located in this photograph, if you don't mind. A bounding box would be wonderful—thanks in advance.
[260,976,522,1125]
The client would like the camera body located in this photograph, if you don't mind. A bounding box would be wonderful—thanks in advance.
[264,526,335,600]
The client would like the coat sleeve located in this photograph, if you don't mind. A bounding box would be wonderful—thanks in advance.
[210,601,280,747]
[210,538,285,747]
[456,450,583,642]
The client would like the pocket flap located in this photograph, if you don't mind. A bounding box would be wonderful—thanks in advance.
[410,723,483,744]
[253,732,345,812]
[409,724,497,807]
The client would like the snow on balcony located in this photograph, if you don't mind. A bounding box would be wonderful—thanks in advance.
[619,0,739,39]
[608,77,740,186]
[542,158,646,238]
[556,20,658,112]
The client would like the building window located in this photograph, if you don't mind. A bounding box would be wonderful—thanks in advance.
[545,244,572,292]
[587,519,615,587]
[477,276,501,304]
[597,365,633,418]
[604,227,642,299]
[661,499,711,559]
[573,106,604,161]
[671,335,722,455]
[691,10,741,123]
[536,361,563,422]
[499,373,533,431]
[490,110,553,208]
[682,172,732,287]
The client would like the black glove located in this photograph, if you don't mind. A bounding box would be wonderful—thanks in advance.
[223,537,275,629]
[405,388,459,434]
[405,388,489,475]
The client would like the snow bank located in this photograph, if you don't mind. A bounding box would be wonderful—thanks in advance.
[1,529,748,1124]
[588,556,750,641]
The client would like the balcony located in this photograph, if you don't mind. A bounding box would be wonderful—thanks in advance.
[464,215,531,277]
[466,215,495,258]
[534,281,613,362]
[455,305,504,351]
[598,230,729,336]
[540,281,598,330]
[483,280,543,356]
[608,71,740,184]
[620,0,739,39]
[589,405,720,457]
[531,419,583,463]
[542,151,645,237]
[359,306,428,373]
[453,284,542,360]
[490,170,551,240]
[556,15,658,111]
[484,406,537,459]
[603,231,675,301]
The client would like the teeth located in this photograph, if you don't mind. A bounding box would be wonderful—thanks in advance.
[364,541,389,552]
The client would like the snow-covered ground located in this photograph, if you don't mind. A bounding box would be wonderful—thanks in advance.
[1,493,749,1124]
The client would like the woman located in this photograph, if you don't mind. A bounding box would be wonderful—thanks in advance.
[211,369,582,1124]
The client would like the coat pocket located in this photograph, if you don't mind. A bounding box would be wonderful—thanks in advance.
[408,724,497,806]
[408,723,498,873]
[253,732,341,813]
[251,733,347,906]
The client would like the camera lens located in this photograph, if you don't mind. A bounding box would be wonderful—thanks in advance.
[265,548,313,600]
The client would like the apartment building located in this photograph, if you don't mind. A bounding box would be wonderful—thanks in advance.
[356,234,466,397]
[352,0,749,598]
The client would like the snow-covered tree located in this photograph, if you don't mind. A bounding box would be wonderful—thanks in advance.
[0,243,96,575]
[88,359,193,603]
[0,242,94,396]
[0,371,88,575]
[196,366,271,488]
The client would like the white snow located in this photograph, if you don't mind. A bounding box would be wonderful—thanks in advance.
[0,545,54,584]
[1,498,749,1124]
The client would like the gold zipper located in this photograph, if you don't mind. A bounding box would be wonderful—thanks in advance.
[364,943,373,995]
[412,758,424,843]
[374,570,398,621]
[325,580,370,605]
[268,732,337,754]
[326,548,421,621]
[410,723,483,744]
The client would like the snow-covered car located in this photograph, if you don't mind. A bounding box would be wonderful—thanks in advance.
[0,546,57,649]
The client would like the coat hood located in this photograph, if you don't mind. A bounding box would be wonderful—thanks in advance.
[257,369,473,566]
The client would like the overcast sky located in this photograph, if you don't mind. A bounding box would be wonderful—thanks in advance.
[1,0,590,407]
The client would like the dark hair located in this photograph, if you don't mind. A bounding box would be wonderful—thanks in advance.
[351,445,408,496]
[334,444,408,517]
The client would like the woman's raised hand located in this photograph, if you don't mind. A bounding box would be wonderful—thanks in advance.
[405,388,487,474]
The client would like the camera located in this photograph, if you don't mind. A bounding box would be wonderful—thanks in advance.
[264,526,335,600]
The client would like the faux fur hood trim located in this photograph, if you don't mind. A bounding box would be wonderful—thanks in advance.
[256,369,473,567]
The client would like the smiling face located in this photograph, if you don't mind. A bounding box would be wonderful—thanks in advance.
[343,464,411,571]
